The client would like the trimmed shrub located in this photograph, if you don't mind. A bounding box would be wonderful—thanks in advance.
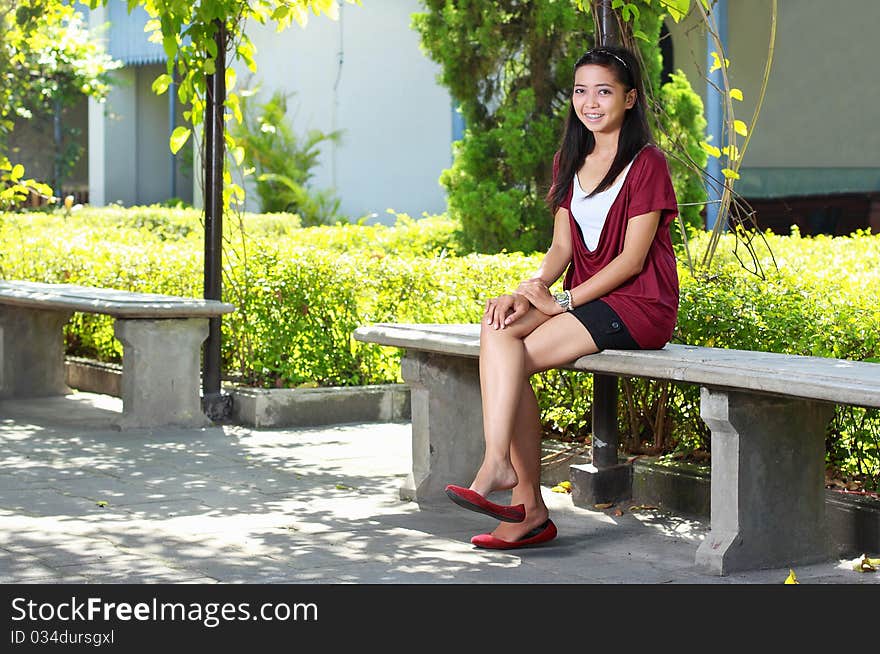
[1,208,877,488]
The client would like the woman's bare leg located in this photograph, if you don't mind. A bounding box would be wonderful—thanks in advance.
[490,379,548,538]
[481,312,600,541]
[470,308,551,497]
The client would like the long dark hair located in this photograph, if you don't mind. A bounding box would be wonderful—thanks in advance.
[547,46,653,210]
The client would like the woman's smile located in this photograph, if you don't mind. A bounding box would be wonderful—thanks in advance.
[572,64,634,133]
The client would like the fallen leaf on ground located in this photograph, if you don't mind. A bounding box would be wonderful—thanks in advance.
[551,481,572,494]
[629,504,659,511]
[784,568,799,584]
[593,502,614,509]
[613,509,624,516]
[95,501,108,508]
[852,554,879,572]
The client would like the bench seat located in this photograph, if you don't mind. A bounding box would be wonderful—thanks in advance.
[353,322,880,575]
[0,280,235,429]
[354,323,880,409]
[0,281,234,319]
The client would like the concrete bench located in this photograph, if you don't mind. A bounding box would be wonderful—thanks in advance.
[353,322,880,575]
[0,280,235,429]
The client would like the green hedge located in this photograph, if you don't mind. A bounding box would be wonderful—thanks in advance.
[1,207,877,488]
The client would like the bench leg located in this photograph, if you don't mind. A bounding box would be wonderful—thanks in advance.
[570,373,632,506]
[400,351,483,504]
[114,318,211,429]
[0,306,73,398]
[695,388,834,575]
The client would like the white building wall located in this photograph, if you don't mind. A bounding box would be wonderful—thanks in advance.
[729,0,879,169]
[238,0,452,222]
[103,67,138,205]
[667,0,880,168]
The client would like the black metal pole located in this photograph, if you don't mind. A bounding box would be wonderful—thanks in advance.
[592,0,621,47]
[591,374,620,469]
[202,19,228,420]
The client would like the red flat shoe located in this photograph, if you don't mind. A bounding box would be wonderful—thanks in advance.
[471,519,557,550]
[444,484,526,523]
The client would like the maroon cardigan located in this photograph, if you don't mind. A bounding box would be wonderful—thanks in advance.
[555,144,680,349]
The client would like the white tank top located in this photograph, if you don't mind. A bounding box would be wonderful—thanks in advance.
[570,160,633,251]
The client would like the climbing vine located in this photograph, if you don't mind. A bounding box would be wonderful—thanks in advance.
[585,0,779,276]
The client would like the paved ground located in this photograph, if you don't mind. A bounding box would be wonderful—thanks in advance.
[1,392,877,585]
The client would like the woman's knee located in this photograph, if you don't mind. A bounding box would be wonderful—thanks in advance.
[480,318,527,342]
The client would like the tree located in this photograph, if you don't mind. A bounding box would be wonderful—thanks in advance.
[0,0,109,209]
[83,0,359,416]
[1,2,120,198]
[413,0,708,254]
[587,0,778,276]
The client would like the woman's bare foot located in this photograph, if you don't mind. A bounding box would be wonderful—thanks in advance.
[470,459,518,498]
[487,506,551,543]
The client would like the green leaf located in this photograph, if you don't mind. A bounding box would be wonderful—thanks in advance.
[709,51,729,73]
[733,120,748,136]
[721,144,740,161]
[169,126,191,154]
[721,167,740,180]
[661,0,692,23]
[237,40,258,73]
[271,5,290,22]
[730,88,744,101]
[204,58,216,75]
[152,73,172,95]
[621,3,640,22]
[10,164,24,181]
[226,93,243,124]
[162,35,178,60]
[699,141,721,158]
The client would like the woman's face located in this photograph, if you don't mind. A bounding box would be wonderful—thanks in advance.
[571,63,636,135]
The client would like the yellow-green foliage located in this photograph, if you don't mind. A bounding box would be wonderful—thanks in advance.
[678,229,880,360]
[0,205,535,384]
[1,207,877,487]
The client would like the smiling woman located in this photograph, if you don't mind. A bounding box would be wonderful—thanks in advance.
[445,45,680,550]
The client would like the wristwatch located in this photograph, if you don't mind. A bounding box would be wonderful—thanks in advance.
[553,290,572,311]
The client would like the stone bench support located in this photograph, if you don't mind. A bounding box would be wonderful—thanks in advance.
[114,318,211,429]
[695,388,834,574]
[0,306,74,398]
[400,350,484,503]
[0,280,234,430]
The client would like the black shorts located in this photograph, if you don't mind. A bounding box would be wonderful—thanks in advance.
[569,299,641,351]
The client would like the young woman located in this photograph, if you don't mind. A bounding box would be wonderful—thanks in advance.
[445,46,680,549]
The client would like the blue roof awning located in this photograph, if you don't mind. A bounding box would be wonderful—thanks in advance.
[107,0,166,66]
